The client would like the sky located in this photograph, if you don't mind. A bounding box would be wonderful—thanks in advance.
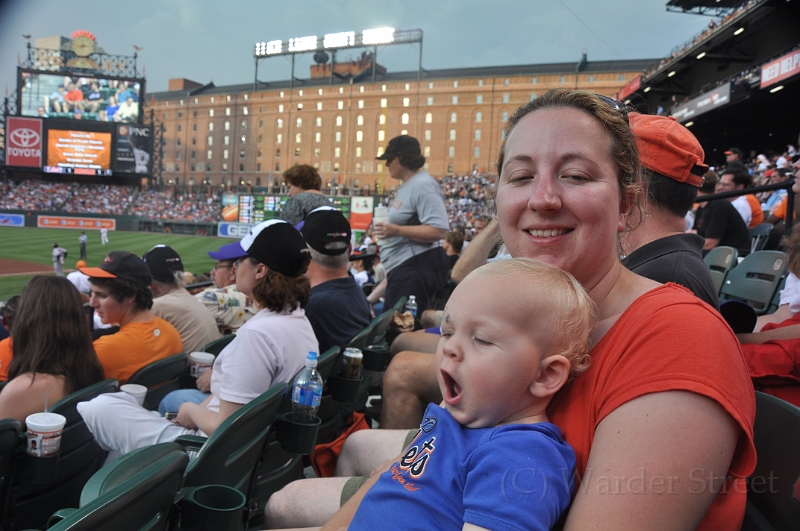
[0,0,713,97]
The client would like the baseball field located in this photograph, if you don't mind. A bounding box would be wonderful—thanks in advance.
[0,226,231,301]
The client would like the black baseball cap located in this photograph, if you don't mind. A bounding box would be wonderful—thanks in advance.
[79,251,152,288]
[142,245,184,283]
[375,135,421,160]
[300,207,351,256]
[222,220,311,277]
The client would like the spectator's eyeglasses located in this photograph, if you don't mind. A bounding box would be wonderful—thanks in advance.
[213,263,233,271]
[593,93,629,124]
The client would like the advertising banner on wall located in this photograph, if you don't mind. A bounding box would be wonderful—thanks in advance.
[760,49,800,89]
[0,214,25,227]
[348,196,374,230]
[114,124,152,174]
[671,83,731,123]
[37,216,116,230]
[217,222,256,239]
[5,117,43,168]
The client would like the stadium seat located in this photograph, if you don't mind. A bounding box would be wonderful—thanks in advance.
[0,419,21,525]
[346,323,374,351]
[749,223,774,254]
[6,378,119,530]
[36,443,188,531]
[704,246,738,296]
[741,392,800,531]
[127,353,189,411]
[174,383,287,529]
[719,251,787,314]
[200,334,235,355]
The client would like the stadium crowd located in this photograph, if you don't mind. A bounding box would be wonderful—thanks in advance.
[1,91,799,529]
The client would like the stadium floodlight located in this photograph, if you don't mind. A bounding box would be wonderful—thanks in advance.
[643,86,651,93]
[255,40,283,56]
[734,27,744,36]
[769,85,784,94]
[696,52,706,59]
[324,31,356,49]
[668,70,676,77]
[685,121,694,127]
[288,36,318,53]
[362,27,395,45]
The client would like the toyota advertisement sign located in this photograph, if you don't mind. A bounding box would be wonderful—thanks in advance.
[6,117,43,168]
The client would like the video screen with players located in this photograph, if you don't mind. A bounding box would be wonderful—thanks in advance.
[44,129,113,176]
[19,70,144,124]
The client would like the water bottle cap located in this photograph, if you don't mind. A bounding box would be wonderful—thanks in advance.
[306,351,318,367]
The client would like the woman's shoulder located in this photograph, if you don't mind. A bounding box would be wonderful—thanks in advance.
[0,373,67,423]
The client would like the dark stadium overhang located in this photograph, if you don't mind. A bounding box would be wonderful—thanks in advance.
[666,0,740,17]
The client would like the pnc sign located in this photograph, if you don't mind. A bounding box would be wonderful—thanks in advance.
[6,117,43,168]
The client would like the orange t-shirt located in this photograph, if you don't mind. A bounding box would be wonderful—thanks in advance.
[548,284,756,531]
[93,316,183,385]
[0,338,12,381]
[746,194,764,228]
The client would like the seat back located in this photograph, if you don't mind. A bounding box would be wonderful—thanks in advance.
[719,251,787,314]
[743,392,800,530]
[200,335,235,355]
[749,223,774,254]
[0,419,21,525]
[367,307,399,347]
[182,383,286,495]
[8,378,119,530]
[703,246,738,296]
[127,353,189,411]
[346,324,373,351]
[46,444,188,531]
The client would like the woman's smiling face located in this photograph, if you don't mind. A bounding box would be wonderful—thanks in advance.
[495,107,628,289]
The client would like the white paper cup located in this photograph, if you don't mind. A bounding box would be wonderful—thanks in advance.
[190,352,215,378]
[120,383,148,406]
[25,412,67,457]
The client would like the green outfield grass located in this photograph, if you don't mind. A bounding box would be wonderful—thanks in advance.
[0,226,231,301]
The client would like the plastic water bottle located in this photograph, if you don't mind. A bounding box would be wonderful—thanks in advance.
[404,295,418,318]
[374,205,390,247]
[291,352,323,423]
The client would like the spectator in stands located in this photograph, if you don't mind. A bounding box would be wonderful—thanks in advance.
[195,245,257,334]
[114,96,139,123]
[279,164,332,226]
[348,247,376,288]
[443,231,464,270]
[300,207,371,354]
[717,166,764,228]
[143,245,221,353]
[265,90,755,531]
[761,167,790,214]
[67,260,92,302]
[0,277,104,424]
[79,251,183,385]
[48,85,66,114]
[78,220,317,460]
[64,82,84,113]
[372,135,450,316]
[737,225,800,407]
[0,296,21,381]
[693,171,751,254]
[105,96,120,121]
[621,113,718,308]
[725,147,743,165]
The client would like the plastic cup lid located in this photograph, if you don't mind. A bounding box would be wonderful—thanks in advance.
[26,412,67,430]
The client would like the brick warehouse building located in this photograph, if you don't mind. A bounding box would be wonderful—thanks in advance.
[151,56,657,191]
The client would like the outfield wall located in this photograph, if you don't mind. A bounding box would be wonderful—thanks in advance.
[0,209,218,235]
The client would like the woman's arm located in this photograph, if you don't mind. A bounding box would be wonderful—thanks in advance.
[174,396,241,434]
[563,391,740,531]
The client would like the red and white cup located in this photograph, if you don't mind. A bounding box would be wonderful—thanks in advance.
[25,412,67,457]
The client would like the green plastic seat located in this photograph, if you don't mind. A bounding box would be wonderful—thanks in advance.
[703,246,738,296]
[200,335,235,355]
[346,324,374,351]
[8,378,119,530]
[174,383,287,528]
[127,353,189,411]
[37,443,188,531]
[740,392,800,531]
[719,251,787,315]
[749,223,774,254]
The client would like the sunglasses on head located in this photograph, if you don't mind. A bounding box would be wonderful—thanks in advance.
[593,93,629,123]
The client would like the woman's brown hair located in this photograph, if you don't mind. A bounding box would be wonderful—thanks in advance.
[9,276,104,394]
[283,164,322,191]
[248,261,311,312]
